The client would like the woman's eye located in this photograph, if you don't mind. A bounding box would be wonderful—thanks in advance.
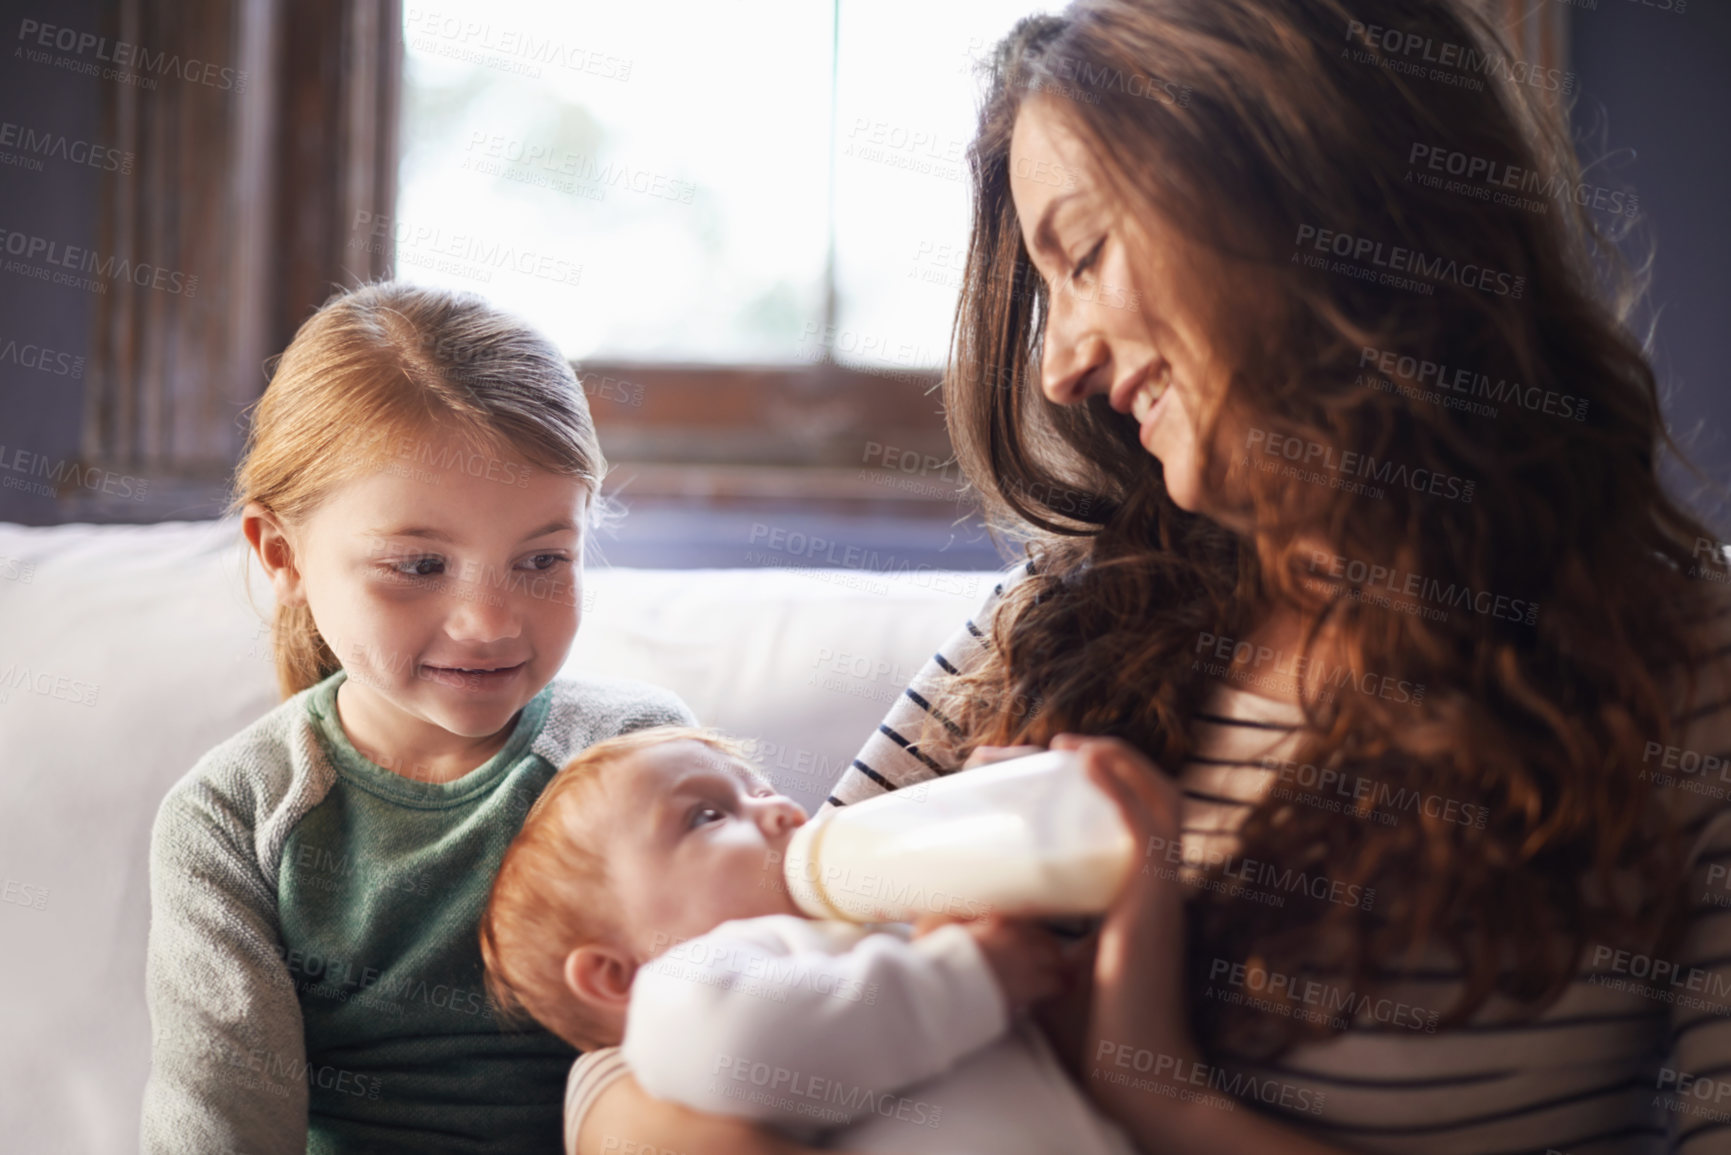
[520,553,572,572]
[689,805,725,829]
[1069,237,1105,280]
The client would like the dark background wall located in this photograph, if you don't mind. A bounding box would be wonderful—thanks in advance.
[1568,0,1731,507]
[0,0,101,524]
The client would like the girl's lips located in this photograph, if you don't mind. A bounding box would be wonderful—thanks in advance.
[420,662,526,690]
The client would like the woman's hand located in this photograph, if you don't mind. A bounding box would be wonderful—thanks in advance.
[1049,735,1204,1110]
[1052,736,1356,1155]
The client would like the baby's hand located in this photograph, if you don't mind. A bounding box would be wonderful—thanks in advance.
[915,913,1064,1012]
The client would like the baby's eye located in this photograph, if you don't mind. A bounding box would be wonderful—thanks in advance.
[689,805,726,829]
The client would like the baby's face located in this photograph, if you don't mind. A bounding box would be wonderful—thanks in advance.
[595,740,808,960]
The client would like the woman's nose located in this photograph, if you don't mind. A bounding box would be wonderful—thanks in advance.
[1040,321,1109,406]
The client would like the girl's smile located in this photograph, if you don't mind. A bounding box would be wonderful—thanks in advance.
[419,660,528,691]
[250,429,592,784]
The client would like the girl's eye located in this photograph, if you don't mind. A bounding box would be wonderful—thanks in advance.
[521,553,572,572]
[689,805,725,829]
[1069,237,1105,280]
[388,556,445,578]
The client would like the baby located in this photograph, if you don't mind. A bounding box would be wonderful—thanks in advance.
[478,725,1141,1155]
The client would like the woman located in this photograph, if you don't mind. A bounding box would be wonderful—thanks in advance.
[580,0,1731,1151]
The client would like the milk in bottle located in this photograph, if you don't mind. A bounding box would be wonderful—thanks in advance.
[782,750,1136,923]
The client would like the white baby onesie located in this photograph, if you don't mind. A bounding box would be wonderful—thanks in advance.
[563,914,1139,1154]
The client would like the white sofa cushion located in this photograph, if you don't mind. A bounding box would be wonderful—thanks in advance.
[0,517,994,1154]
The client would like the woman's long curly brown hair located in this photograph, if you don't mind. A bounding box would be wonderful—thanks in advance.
[939,0,1729,1061]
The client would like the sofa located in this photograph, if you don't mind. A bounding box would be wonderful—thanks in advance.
[0,516,998,1154]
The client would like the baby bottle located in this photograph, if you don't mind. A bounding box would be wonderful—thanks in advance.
[782,749,1136,923]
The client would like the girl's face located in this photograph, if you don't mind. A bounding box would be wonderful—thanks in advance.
[264,432,588,761]
[1008,96,1245,521]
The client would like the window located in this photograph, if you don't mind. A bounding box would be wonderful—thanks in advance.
[49,0,1568,527]
[395,1,1050,374]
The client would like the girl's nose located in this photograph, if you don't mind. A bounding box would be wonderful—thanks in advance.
[444,571,522,642]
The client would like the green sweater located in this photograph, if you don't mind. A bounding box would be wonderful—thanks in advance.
[142,668,695,1154]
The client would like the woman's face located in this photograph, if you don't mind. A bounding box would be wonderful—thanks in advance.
[1008,96,1239,518]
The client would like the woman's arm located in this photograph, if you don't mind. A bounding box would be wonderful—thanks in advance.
[578,1072,829,1155]
[1067,735,1357,1155]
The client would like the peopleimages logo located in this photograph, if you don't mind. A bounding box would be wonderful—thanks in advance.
[0,120,133,174]
[404,9,633,82]
[1304,549,1540,626]
[462,132,696,204]
[1245,428,1476,504]
[1358,345,1588,423]
[1343,19,1575,96]
[0,227,197,296]
[1206,958,1441,1032]
[16,19,247,92]
[709,1054,943,1130]
[1142,832,1376,910]
[1294,225,1525,299]
[1093,1042,1326,1115]
[348,213,583,290]
[0,443,150,502]
[0,336,83,379]
[1261,756,1488,828]
[1192,631,1426,706]
[1407,143,1638,220]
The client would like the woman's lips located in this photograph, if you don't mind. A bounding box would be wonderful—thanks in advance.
[1135,380,1172,446]
[1108,363,1153,414]
[419,662,526,690]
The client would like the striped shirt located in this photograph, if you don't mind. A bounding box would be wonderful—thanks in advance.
[820,562,1731,1154]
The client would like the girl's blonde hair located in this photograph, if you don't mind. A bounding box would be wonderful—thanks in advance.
[229,281,605,700]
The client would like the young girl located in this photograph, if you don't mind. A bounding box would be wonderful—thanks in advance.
[140,282,696,1154]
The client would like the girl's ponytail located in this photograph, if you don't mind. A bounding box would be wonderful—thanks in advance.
[270,602,341,703]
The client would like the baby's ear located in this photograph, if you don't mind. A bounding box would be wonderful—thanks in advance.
[563,943,636,1014]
